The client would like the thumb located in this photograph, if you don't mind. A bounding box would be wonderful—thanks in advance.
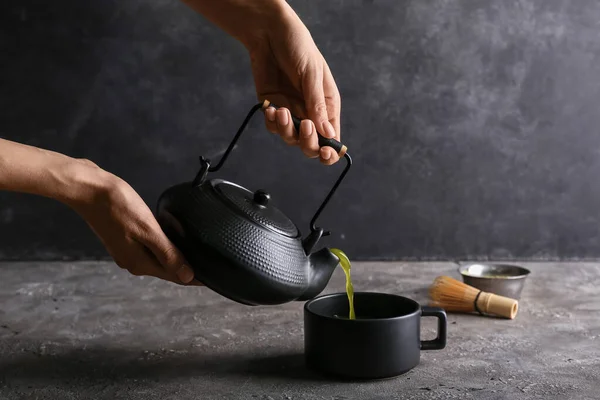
[302,62,336,139]
[141,228,195,284]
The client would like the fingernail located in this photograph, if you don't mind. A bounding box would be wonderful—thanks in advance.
[276,109,289,126]
[177,264,194,283]
[322,121,336,138]
[266,108,276,122]
[321,148,331,160]
[300,120,312,138]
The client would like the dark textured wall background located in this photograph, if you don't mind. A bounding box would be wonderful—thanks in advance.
[1,0,600,261]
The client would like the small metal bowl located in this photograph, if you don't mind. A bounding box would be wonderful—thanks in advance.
[458,263,531,300]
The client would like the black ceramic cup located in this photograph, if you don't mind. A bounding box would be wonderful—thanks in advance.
[304,292,447,380]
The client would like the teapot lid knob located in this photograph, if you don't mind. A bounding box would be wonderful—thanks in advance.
[253,189,270,207]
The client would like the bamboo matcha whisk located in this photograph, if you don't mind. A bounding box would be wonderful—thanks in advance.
[429,276,519,319]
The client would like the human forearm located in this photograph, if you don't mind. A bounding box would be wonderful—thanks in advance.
[0,138,198,285]
[180,0,296,49]
[181,0,343,166]
[0,138,112,206]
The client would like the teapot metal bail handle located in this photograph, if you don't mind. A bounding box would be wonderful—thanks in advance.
[308,151,352,235]
[208,100,352,236]
[207,102,266,173]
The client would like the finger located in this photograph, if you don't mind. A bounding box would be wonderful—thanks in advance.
[320,147,340,166]
[134,248,204,286]
[322,61,342,142]
[76,158,99,168]
[321,62,342,165]
[276,108,297,146]
[264,107,278,134]
[259,93,306,120]
[117,245,180,284]
[138,227,195,284]
[302,62,336,139]
[299,119,319,158]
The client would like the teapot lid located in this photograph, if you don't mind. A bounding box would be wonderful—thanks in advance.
[211,180,299,238]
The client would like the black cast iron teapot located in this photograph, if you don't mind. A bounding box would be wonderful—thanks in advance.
[156,100,352,306]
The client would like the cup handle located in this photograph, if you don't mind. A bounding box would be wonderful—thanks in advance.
[420,306,447,350]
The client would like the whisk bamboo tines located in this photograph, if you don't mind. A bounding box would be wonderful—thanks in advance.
[428,276,519,319]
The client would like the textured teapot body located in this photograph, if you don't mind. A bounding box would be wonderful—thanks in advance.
[155,100,351,306]
[156,179,337,305]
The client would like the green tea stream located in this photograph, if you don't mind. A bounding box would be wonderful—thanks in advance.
[330,248,355,319]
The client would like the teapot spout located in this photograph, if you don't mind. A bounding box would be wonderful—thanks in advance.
[297,248,340,301]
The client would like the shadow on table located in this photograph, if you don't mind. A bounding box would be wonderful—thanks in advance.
[0,346,347,386]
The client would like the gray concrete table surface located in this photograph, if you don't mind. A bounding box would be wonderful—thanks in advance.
[0,261,598,400]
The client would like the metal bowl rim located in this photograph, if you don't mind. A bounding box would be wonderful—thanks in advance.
[457,263,531,280]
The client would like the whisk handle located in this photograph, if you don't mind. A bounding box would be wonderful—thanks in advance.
[420,306,447,350]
